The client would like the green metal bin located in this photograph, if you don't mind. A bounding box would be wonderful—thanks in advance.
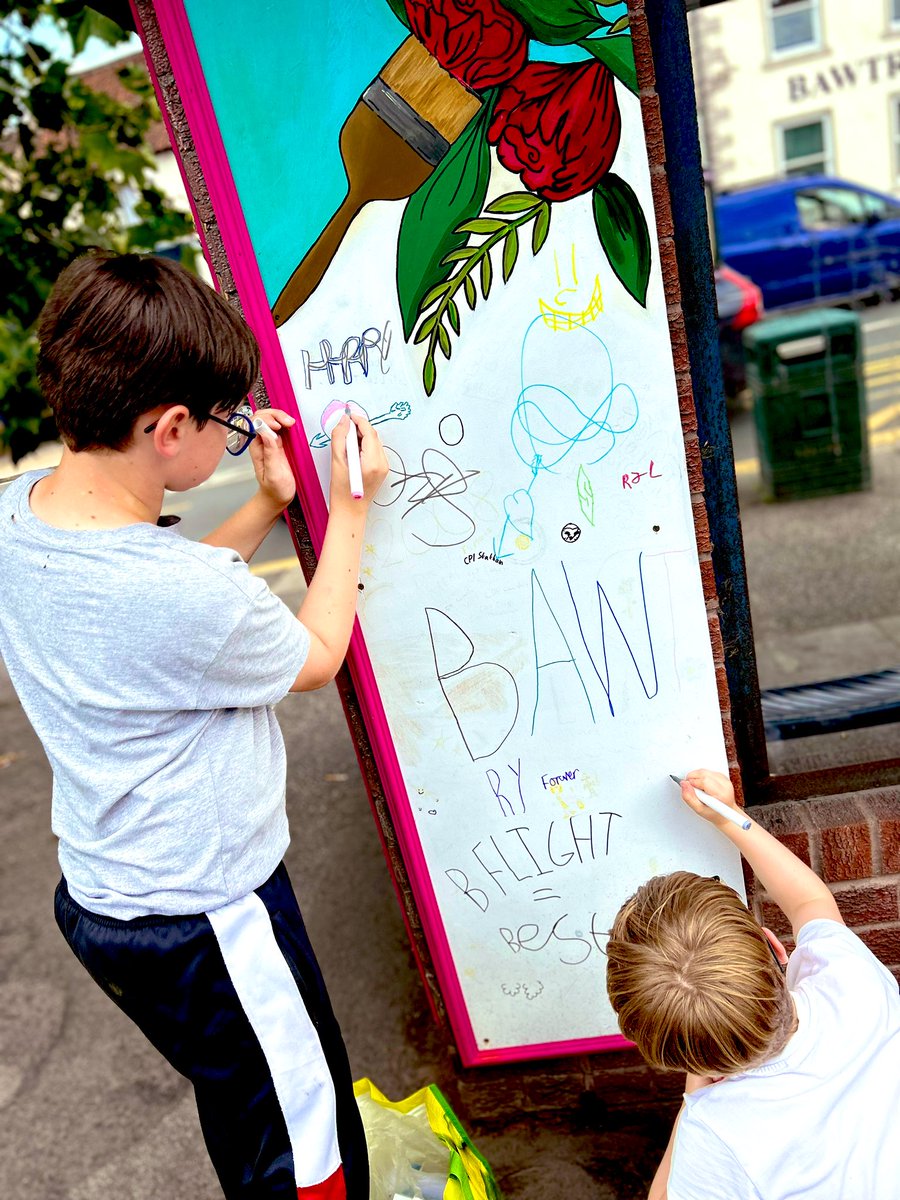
[743,309,870,501]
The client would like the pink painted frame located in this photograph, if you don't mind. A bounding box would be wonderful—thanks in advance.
[135,0,631,1066]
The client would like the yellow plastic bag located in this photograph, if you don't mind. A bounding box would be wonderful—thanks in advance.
[354,1078,502,1200]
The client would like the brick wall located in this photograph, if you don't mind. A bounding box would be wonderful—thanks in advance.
[745,787,900,980]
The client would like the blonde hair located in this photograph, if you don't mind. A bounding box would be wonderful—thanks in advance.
[606,872,795,1076]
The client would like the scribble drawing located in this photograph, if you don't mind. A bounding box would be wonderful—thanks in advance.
[309,399,411,448]
[539,245,603,331]
[561,553,659,718]
[374,444,480,549]
[530,569,595,735]
[494,316,639,559]
[425,607,520,761]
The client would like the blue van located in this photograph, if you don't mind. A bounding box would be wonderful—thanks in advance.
[715,176,900,311]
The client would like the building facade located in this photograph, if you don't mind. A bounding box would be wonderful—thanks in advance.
[689,0,900,196]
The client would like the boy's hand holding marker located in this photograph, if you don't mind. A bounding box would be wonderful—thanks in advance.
[670,772,752,831]
[328,411,387,510]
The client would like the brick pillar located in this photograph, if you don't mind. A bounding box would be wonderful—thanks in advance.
[746,787,900,980]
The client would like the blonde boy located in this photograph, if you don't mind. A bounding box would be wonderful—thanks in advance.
[606,769,900,1200]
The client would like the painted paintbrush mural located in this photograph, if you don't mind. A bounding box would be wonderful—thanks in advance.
[272,0,650,399]
[158,0,743,1065]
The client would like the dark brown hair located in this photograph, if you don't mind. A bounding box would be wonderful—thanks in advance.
[37,251,260,451]
[606,872,796,1076]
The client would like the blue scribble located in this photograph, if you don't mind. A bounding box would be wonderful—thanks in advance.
[493,316,639,559]
[561,553,659,718]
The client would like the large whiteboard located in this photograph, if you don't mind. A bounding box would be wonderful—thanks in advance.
[153,0,745,1065]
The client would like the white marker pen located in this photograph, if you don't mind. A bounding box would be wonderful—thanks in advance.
[343,405,364,500]
[669,774,752,831]
[252,416,278,442]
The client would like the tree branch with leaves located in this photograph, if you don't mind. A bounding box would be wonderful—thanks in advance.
[0,2,194,462]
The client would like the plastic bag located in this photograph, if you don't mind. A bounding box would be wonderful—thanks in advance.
[354,1078,502,1200]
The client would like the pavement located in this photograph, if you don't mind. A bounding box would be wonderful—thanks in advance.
[3,320,900,1196]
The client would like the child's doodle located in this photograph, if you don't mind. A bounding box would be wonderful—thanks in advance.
[425,607,520,761]
[576,464,595,526]
[309,399,412,448]
[494,317,639,559]
[297,321,392,389]
[425,553,661,762]
[379,445,481,549]
[561,554,659,719]
[539,244,603,331]
[486,760,526,817]
[501,981,545,1000]
[622,461,662,490]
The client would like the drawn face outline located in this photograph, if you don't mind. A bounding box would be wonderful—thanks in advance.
[538,244,604,331]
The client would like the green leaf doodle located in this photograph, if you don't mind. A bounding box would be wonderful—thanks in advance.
[577,465,596,527]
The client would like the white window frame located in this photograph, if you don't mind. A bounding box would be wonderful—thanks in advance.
[775,112,834,177]
[767,0,822,59]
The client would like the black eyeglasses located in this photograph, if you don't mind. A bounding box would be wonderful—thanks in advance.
[143,406,257,456]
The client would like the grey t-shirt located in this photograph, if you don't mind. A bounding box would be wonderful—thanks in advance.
[0,470,309,919]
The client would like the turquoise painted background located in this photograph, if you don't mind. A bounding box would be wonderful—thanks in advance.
[183,0,406,301]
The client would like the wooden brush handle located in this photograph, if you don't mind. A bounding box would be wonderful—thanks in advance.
[271,192,361,327]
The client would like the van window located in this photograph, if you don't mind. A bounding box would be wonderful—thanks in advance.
[859,191,900,222]
[796,187,867,231]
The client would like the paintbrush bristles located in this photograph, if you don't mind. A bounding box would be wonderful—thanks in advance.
[381,36,481,143]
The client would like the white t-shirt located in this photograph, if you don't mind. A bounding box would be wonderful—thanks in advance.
[668,919,900,1200]
[0,471,309,919]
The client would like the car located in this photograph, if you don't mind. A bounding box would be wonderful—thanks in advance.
[715,261,764,400]
[715,176,900,312]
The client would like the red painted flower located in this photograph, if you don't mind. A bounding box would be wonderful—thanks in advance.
[404,0,528,91]
[487,61,622,203]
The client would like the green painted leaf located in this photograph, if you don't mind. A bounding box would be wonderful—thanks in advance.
[463,274,477,310]
[397,102,493,339]
[592,173,651,308]
[383,0,411,29]
[455,217,507,235]
[486,192,541,215]
[420,281,452,310]
[437,324,452,360]
[580,34,638,96]
[609,15,630,34]
[501,0,602,43]
[502,226,519,283]
[423,355,436,396]
[413,314,437,344]
[447,297,461,335]
[532,205,550,256]
[441,248,477,266]
[480,253,493,300]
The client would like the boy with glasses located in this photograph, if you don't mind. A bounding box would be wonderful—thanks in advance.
[0,251,389,1199]
[606,769,900,1200]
